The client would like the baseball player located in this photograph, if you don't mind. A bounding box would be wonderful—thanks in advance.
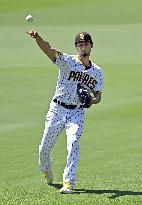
[27,30,103,194]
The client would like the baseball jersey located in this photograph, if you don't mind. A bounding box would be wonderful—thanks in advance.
[52,51,103,105]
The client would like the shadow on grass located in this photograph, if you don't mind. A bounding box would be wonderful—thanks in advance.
[73,188,142,199]
[50,184,142,199]
[49,183,62,189]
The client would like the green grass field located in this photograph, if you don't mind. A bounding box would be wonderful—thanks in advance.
[0,0,142,204]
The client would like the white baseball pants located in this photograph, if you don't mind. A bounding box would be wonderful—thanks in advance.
[39,101,84,185]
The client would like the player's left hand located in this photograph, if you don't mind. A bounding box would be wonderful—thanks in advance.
[77,83,92,108]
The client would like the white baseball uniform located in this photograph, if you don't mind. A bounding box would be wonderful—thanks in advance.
[39,51,103,186]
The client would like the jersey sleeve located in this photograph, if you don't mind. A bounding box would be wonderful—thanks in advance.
[54,51,69,69]
[94,69,104,92]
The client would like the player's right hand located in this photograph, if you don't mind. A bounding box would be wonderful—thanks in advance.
[27,30,38,38]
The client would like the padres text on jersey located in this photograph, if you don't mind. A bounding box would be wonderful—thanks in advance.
[67,70,97,90]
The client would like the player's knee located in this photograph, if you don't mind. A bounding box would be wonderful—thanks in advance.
[39,144,48,156]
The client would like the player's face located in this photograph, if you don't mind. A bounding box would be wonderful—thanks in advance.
[76,41,92,57]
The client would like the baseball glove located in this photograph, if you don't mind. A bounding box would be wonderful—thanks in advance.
[77,83,92,108]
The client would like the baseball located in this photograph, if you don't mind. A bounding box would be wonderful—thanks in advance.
[25,15,33,22]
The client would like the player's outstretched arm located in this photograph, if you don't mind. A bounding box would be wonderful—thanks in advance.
[27,30,56,62]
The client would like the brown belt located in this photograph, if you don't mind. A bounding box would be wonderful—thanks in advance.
[53,98,83,109]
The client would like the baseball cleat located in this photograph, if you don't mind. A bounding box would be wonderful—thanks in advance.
[60,182,73,194]
[44,170,53,185]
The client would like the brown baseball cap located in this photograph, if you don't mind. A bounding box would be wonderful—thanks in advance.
[75,32,93,46]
